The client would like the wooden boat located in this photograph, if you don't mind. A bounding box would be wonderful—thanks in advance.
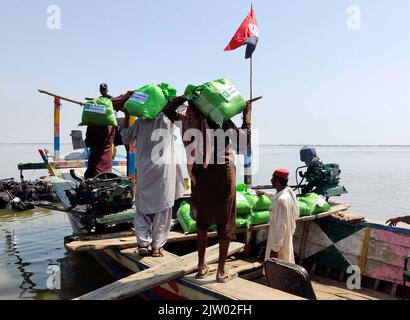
[17,90,409,300]
[31,163,405,300]
[18,91,410,300]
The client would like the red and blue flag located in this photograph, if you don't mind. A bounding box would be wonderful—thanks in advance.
[224,7,259,59]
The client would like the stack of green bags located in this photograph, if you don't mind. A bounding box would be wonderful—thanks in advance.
[236,184,332,226]
[236,183,271,227]
[175,189,331,234]
[298,193,331,217]
[176,200,250,234]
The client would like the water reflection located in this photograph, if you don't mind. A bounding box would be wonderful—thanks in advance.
[4,229,37,298]
[0,208,115,300]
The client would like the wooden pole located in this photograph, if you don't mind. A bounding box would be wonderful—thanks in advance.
[54,97,61,161]
[38,89,82,162]
[38,149,57,176]
[38,89,83,106]
[127,116,137,193]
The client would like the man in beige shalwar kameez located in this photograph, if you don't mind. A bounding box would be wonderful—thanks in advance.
[257,169,299,263]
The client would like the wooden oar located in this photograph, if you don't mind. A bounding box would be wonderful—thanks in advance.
[74,241,244,300]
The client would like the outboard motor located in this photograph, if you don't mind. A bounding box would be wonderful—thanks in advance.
[295,146,347,199]
[65,170,134,230]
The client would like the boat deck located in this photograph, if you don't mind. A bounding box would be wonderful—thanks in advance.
[251,274,398,300]
[120,245,397,300]
[311,275,398,300]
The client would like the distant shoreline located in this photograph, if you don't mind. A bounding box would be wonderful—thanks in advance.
[0,142,409,148]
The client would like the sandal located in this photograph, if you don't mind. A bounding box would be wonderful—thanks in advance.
[136,246,150,256]
[151,247,164,257]
[195,265,210,279]
[216,271,238,283]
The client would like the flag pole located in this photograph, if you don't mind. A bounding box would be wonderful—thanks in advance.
[244,53,253,187]
[244,2,254,187]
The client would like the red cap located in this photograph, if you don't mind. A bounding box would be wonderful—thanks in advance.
[273,169,289,179]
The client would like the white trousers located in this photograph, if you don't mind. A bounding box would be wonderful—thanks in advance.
[134,208,172,249]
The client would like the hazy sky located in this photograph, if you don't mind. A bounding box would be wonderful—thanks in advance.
[1,0,409,145]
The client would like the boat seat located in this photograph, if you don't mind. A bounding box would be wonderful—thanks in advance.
[70,130,85,150]
[264,258,317,300]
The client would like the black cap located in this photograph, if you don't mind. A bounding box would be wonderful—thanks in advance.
[100,83,108,90]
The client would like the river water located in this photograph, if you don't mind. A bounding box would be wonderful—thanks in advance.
[1,143,409,299]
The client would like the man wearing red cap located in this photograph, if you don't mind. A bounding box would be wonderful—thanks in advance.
[257,169,299,263]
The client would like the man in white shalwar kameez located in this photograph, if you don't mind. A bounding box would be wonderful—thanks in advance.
[121,112,185,257]
[257,169,299,263]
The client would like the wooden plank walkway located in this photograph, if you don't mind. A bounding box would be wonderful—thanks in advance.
[120,248,301,300]
[75,242,245,300]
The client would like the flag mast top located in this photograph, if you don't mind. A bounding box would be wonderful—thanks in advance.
[223,3,259,186]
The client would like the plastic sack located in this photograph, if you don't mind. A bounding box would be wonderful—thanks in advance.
[235,217,249,229]
[176,202,216,234]
[80,97,117,126]
[236,183,247,192]
[184,78,246,126]
[298,201,311,217]
[298,193,331,215]
[247,210,270,226]
[236,192,252,216]
[245,190,272,211]
[176,201,197,234]
[125,83,177,119]
[236,183,272,211]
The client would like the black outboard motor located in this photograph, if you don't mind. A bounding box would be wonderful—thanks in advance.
[295,145,347,198]
[65,170,134,230]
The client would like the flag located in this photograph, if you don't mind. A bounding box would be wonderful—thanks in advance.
[224,7,259,59]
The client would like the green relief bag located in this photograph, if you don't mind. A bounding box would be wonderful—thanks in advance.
[80,97,117,126]
[254,194,272,211]
[176,201,197,234]
[244,190,272,211]
[235,217,249,229]
[176,202,216,234]
[247,210,270,226]
[184,78,246,126]
[236,184,272,212]
[125,83,177,119]
[298,201,311,217]
[236,192,252,216]
[298,193,331,215]
[236,183,247,192]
